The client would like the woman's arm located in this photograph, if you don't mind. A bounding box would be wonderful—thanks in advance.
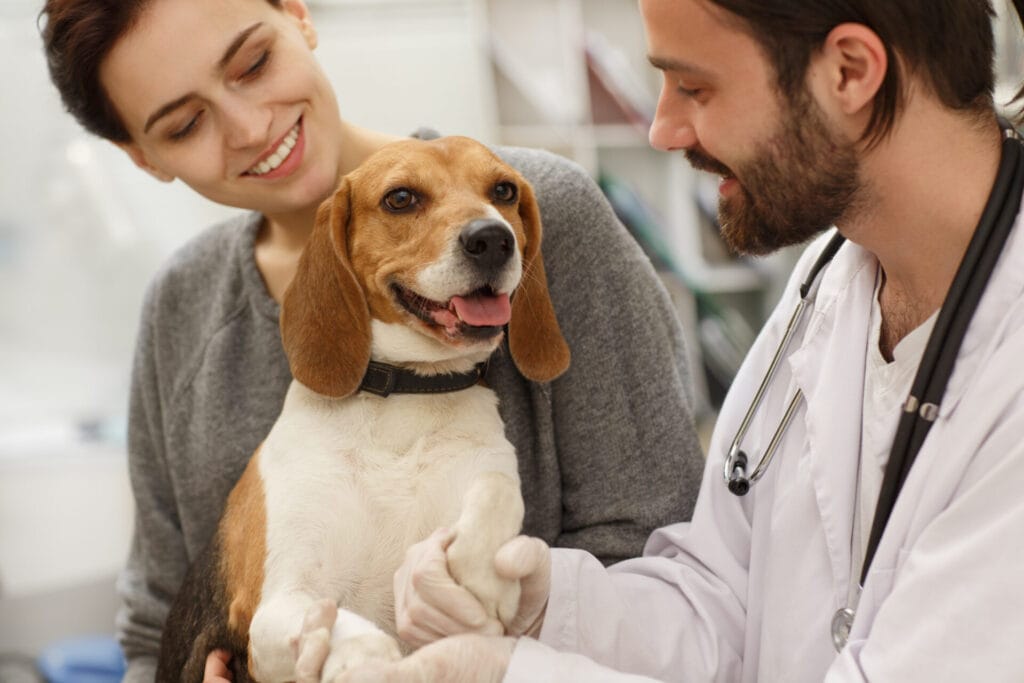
[523,150,705,561]
[115,283,189,682]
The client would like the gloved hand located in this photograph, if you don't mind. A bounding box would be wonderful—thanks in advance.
[394,528,552,648]
[493,534,551,638]
[334,634,516,683]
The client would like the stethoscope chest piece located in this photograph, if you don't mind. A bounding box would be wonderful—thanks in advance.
[830,606,855,652]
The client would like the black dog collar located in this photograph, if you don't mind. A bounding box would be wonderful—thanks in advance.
[358,360,485,397]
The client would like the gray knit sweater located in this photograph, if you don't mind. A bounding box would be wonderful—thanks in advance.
[115,144,705,681]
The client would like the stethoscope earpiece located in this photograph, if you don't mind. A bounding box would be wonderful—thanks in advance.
[727,450,751,495]
[727,478,751,496]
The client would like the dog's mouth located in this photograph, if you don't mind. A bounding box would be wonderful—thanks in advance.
[391,283,510,340]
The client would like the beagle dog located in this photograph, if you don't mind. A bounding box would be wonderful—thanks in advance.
[155,136,570,682]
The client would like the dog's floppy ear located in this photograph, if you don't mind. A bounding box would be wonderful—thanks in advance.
[280,178,371,397]
[508,180,571,382]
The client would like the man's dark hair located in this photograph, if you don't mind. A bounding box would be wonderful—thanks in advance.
[708,0,1024,146]
[39,0,283,142]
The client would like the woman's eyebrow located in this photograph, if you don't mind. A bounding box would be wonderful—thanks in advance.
[142,22,264,134]
[144,93,193,134]
[217,22,264,71]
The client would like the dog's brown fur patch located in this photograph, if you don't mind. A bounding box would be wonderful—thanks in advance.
[221,445,268,668]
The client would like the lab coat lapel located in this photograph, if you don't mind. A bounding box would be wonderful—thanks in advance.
[787,243,877,599]
[936,197,1024,419]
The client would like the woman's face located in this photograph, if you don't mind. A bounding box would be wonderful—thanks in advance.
[101,0,344,216]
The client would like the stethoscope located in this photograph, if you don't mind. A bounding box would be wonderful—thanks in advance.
[722,121,1024,652]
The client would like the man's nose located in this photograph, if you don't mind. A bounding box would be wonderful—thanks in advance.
[649,87,697,152]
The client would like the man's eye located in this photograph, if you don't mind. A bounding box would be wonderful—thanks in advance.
[383,188,419,212]
[493,181,518,203]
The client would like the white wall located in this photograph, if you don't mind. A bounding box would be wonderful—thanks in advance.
[0,444,132,652]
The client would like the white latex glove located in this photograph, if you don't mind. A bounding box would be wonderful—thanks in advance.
[394,528,504,648]
[394,529,551,648]
[333,634,516,683]
[492,535,551,638]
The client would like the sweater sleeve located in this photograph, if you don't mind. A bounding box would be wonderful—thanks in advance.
[115,280,190,681]
[530,153,705,562]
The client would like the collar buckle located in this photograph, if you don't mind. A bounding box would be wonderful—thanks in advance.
[361,362,399,397]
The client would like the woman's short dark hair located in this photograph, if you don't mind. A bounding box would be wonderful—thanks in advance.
[709,0,1024,146]
[40,0,282,142]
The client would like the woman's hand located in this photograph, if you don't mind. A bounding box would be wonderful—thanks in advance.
[203,649,233,682]
[335,634,516,683]
[394,529,552,648]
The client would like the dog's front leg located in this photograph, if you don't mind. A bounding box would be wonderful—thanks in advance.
[446,470,525,629]
[249,593,400,683]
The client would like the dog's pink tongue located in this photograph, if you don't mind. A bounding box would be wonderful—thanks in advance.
[450,293,511,326]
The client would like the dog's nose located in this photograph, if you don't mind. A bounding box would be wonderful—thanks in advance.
[459,220,514,270]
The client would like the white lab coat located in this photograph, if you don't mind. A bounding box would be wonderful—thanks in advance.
[504,196,1024,682]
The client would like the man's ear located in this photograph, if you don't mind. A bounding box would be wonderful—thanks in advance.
[116,142,174,183]
[281,0,317,49]
[810,23,887,119]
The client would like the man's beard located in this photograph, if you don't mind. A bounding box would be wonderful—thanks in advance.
[686,88,862,256]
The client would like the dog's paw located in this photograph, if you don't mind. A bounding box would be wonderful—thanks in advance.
[448,472,524,628]
[292,600,401,683]
[292,600,338,683]
[447,529,522,628]
[322,631,402,681]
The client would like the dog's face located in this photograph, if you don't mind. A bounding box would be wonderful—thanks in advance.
[280,136,571,398]
[343,138,528,355]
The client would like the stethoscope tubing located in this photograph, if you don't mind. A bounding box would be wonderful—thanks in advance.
[861,129,1024,584]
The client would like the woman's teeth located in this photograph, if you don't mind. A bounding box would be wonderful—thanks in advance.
[248,124,300,176]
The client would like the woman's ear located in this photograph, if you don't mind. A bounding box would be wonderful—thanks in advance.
[281,0,317,49]
[811,23,888,119]
[117,142,174,182]
[507,179,570,383]
[280,178,372,397]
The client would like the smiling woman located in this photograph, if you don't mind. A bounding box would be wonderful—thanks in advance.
[37,0,706,680]
[95,0,349,220]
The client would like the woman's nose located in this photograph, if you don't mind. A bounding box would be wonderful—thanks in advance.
[648,87,697,152]
[221,96,272,150]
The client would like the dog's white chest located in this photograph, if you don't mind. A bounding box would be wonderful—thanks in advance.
[256,381,518,612]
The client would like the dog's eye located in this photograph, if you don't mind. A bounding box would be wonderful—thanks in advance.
[492,181,518,204]
[383,188,419,212]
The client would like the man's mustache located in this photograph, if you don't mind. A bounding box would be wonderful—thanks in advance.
[685,148,733,177]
